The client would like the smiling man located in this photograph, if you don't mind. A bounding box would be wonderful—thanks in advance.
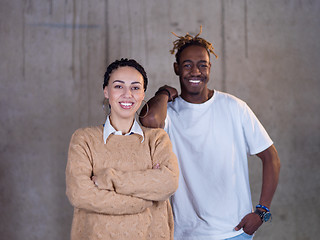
[140,27,280,240]
[175,44,212,103]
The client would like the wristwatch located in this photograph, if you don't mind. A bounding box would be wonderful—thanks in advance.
[254,208,272,222]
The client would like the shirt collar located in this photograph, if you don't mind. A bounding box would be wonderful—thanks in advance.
[103,116,144,143]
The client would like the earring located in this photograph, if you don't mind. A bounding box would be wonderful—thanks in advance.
[102,98,111,115]
[138,99,149,119]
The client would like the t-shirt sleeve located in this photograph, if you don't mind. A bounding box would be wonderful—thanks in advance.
[241,103,273,155]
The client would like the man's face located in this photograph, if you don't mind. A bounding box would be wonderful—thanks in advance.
[174,45,211,98]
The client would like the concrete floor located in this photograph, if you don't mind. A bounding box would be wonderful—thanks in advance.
[0,0,319,239]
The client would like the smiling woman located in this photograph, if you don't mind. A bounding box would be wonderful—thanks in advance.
[104,66,145,132]
[65,58,179,240]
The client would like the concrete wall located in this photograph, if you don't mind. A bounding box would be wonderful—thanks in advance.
[0,0,319,239]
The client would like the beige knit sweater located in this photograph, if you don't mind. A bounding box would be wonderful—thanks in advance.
[66,125,179,240]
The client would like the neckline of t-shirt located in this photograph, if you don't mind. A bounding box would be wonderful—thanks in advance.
[177,90,218,109]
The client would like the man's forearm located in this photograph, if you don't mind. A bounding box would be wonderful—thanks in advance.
[140,93,169,128]
[257,145,281,207]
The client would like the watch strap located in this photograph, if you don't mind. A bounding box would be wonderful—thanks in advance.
[254,208,272,222]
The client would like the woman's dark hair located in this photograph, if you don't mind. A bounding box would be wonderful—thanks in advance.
[103,58,148,92]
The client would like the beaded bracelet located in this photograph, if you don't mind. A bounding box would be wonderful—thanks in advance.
[256,204,270,212]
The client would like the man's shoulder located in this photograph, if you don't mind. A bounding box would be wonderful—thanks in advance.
[166,91,248,114]
[215,90,247,108]
[215,90,244,102]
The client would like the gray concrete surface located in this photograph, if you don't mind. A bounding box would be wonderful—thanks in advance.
[0,0,319,239]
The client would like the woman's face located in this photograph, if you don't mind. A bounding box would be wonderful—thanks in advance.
[104,66,145,120]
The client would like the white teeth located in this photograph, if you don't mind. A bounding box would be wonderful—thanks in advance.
[120,102,133,106]
[189,80,201,83]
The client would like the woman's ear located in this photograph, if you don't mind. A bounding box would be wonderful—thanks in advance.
[103,87,109,99]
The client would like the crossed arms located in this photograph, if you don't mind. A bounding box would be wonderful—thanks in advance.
[66,129,179,215]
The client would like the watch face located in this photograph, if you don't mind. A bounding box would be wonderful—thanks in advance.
[263,212,272,222]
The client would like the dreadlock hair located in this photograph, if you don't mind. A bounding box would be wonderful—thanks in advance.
[103,58,148,92]
[170,26,218,64]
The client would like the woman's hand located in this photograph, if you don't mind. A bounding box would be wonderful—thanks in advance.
[91,176,98,186]
[91,168,116,191]
[153,163,160,169]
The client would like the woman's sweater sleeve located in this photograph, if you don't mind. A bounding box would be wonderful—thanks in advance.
[65,129,153,215]
[97,129,179,202]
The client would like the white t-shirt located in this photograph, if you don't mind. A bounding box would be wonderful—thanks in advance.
[164,90,273,240]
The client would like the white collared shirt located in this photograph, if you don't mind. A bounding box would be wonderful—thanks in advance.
[103,116,144,144]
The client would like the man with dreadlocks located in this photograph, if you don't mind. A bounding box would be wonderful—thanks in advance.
[140,26,280,240]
